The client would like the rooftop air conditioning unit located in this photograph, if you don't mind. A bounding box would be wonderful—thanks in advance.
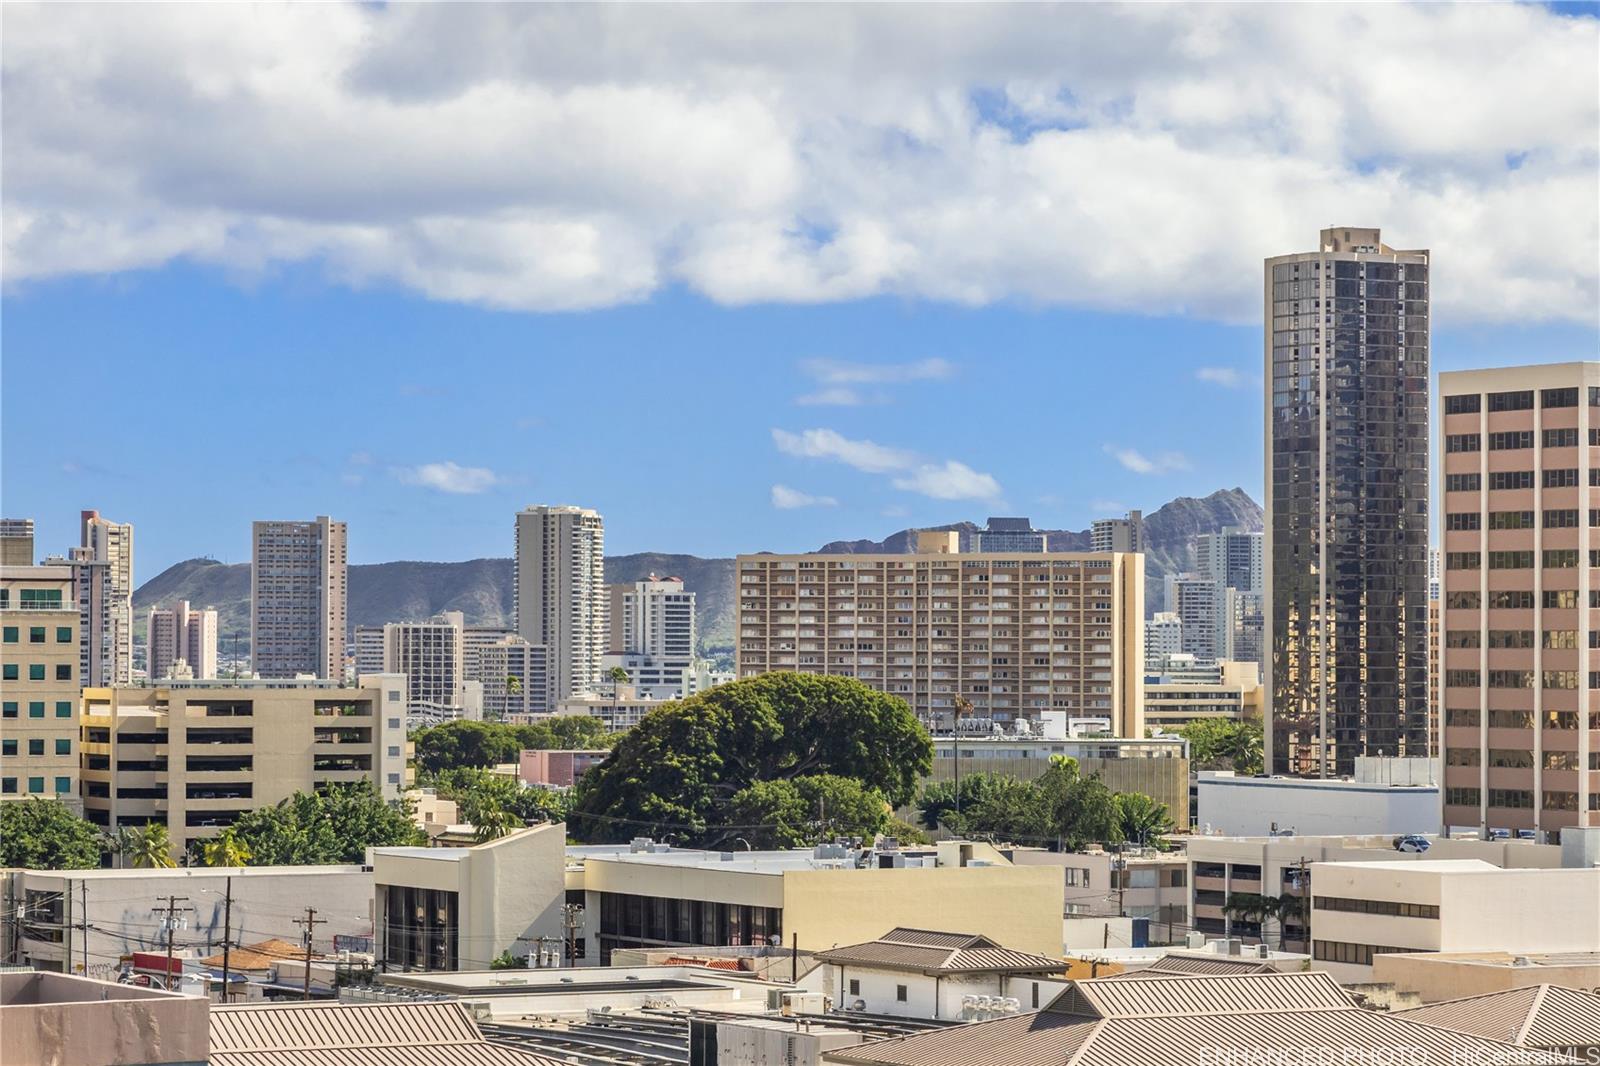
[1255,944,1270,959]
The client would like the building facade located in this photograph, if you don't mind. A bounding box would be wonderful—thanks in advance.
[1,564,80,806]
[79,675,408,857]
[734,547,1145,734]
[1091,511,1145,554]
[1266,226,1431,777]
[514,505,606,704]
[250,516,347,679]
[73,509,135,686]
[1144,659,1263,733]
[0,519,35,565]
[382,611,475,720]
[605,575,696,698]
[1438,362,1600,841]
[977,517,1047,553]
[479,637,550,719]
[146,600,219,681]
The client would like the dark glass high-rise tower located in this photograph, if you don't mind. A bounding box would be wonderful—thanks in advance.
[1265,227,1431,777]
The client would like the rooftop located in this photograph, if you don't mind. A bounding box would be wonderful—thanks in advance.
[567,842,937,875]
[1394,985,1600,1049]
[18,863,367,880]
[815,928,1065,977]
[210,1000,562,1066]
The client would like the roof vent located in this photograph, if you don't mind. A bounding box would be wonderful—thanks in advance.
[720,852,736,862]
[1511,956,1534,967]
[629,837,654,853]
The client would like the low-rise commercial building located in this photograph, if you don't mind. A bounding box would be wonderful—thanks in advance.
[568,840,1065,965]
[1195,758,1438,837]
[1308,859,1600,981]
[1008,847,1188,933]
[79,675,409,856]
[1,563,80,805]
[372,823,569,971]
[1373,950,1600,1005]
[518,748,607,788]
[550,689,670,731]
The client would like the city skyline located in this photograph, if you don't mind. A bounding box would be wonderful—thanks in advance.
[3,4,1597,579]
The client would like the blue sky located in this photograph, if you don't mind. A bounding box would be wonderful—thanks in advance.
[2,4,1597,580]
[6,266,1596,578]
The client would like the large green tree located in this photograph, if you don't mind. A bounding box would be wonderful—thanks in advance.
[569,673,931,845]
[0,799,102,869]
[1178,718,1264,775]
[228,782,424,864]
[725,774,890,849]
[431,767,572,826]
[1116,791,1175,849]
[916,774,1005,833]
[415,717,614,774]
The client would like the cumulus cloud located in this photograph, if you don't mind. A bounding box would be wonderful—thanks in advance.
[796,386,868,407]
[1103,445,1191,476]
[774,427,1001,501]
[795,358,955,405]
[771,484,839,509]
[2,5,1595,322]
[1196,367,1248,388]
[396,461,501,494]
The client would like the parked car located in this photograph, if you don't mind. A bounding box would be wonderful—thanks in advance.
[1393,834,1431,853]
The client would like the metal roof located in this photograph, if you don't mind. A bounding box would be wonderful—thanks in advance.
[209,1001,563,1066]
[815,928,1065,976]
[1097,954,1277,980]
[1394,985,1600,1048]
[828,973,1581,1066]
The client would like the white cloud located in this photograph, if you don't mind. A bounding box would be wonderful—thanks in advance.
[771,428,914,474]
[773,426,1002,501]
[397,461,501,494]
[771,484,839,509]
[800,358,955,385]
[1089,499,1128,513]
[1196,367,1247,388]
[795,386,867,407]
[891,461,1002,501]
[1103,445,1191,476]
[2,5,1595,322]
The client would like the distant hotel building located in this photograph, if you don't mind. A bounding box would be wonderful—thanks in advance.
[1091,510,1144,554]
[71,509,135,686]
[0,519,35,565]
[976,517,1046,553]
[480,637,550,719]
[515,505,606,703]
[382,612,480,721]
[146,600,218,680]
[605,575,696,699]
[1,561,79,806]
[1266,226,1431,776]
[734,533,1145,734]
[81,675,409,856]
[1438,362,1600,841]
[251,516,347,679]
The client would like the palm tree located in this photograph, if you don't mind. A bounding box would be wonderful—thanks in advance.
[201,828,253,868]
[472,804,519,844]
[126,823,177,869]
[606,666,631,685]
[1221,891,1274,942]
[1115,793,1174,850]
[505,674,522,696]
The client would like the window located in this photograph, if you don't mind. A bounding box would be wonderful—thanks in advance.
[1486,630,1532,649]
[1543,549,1578,568]
[27,777,44,794]
[1446,787,1480,806]
[1544,590,1577,609]
[2,666,16,682]
[1591,428,1600,447]
[28,702,43,718]
[1546,710,1579,729]
[848,979,860,996]
[26,739,43,756]
[0,779,13,795]
[1542,387,1578,408]
[1444,394,1481,414]
[1446,433,1481,453]
[1444,670,1480,688]
[27,627,44,644]
[1,702,14,718]
[55,665,70,681]
[1544,427,1579,448]
[54,702,71,718]
[1544,751,1580,771]
[1445,513,1480,531]
[1446,552,1481,571]
[1487,671,1533,689]
[1446,591,1481,609]
[1445,631,1481,648]
[55,627,71,643]
[54,777,70,795]
[54,739,70,756]
[27,665,43,681]
[1489,590,1535,609]
[1487,511,1534,530]
[1,740,15,756]
[1488,749,1533,768]
[1489,431,1533,450]
[1543,469,1578,488]
[1312,940,1411,966]
[1543,630,1578,649]
[1488,551,1533,569]
[1490,709,1534,729]
[1445,748,1479,766]
[1314,896,1440,919]
[1489,789,1534,809]
[1542,670,1578,690]
[1489,390,1534,411]
[1544,509,1579,528]
[1446,708,1480,727]
[1445,473,1480,492]
[896,985,908,1002]
[1,626,14,643]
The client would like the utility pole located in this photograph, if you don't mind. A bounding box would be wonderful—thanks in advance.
[81,881,89,977]
[159,896,190,991]
[219,876,234,1003]
[561,903,583,967]
[952,696,972,819]
[293,907,326,1001]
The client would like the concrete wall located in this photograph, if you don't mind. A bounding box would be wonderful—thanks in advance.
[1373,953,1600,1002]
[1196,777,1439,837]
[782,864,1064,958]
[0,972,208,1066]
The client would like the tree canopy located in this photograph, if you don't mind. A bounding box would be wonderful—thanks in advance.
[1178,718,1264,775]
[0,799,102,869]
[725,774,890,849]
[569,673,931,846]
[430,767,572,827]
[225,782,424,864]
[413,717,614,774]
[916,757,1161,850]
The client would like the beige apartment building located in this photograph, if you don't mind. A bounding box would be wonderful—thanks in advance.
[515,505,607,703]
[80,674,408,857]
[1438,363,1600,842]
[1,564,80,805]
[71,509,135,686]
[734,535,1145,733]
[1144,659,1263,733]
[251,516,348,679]
[146,599,219,680]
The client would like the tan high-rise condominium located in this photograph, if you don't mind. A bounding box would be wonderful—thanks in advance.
[1266,227,1431,777]
[0,519,35,566]
[146,600,219,680]
[515,505,606,704]
[251,516,347,679]
[73,509,134,686]
[1,563,80,806]
[1438,362,1600,842]
[734,542,1145,736]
